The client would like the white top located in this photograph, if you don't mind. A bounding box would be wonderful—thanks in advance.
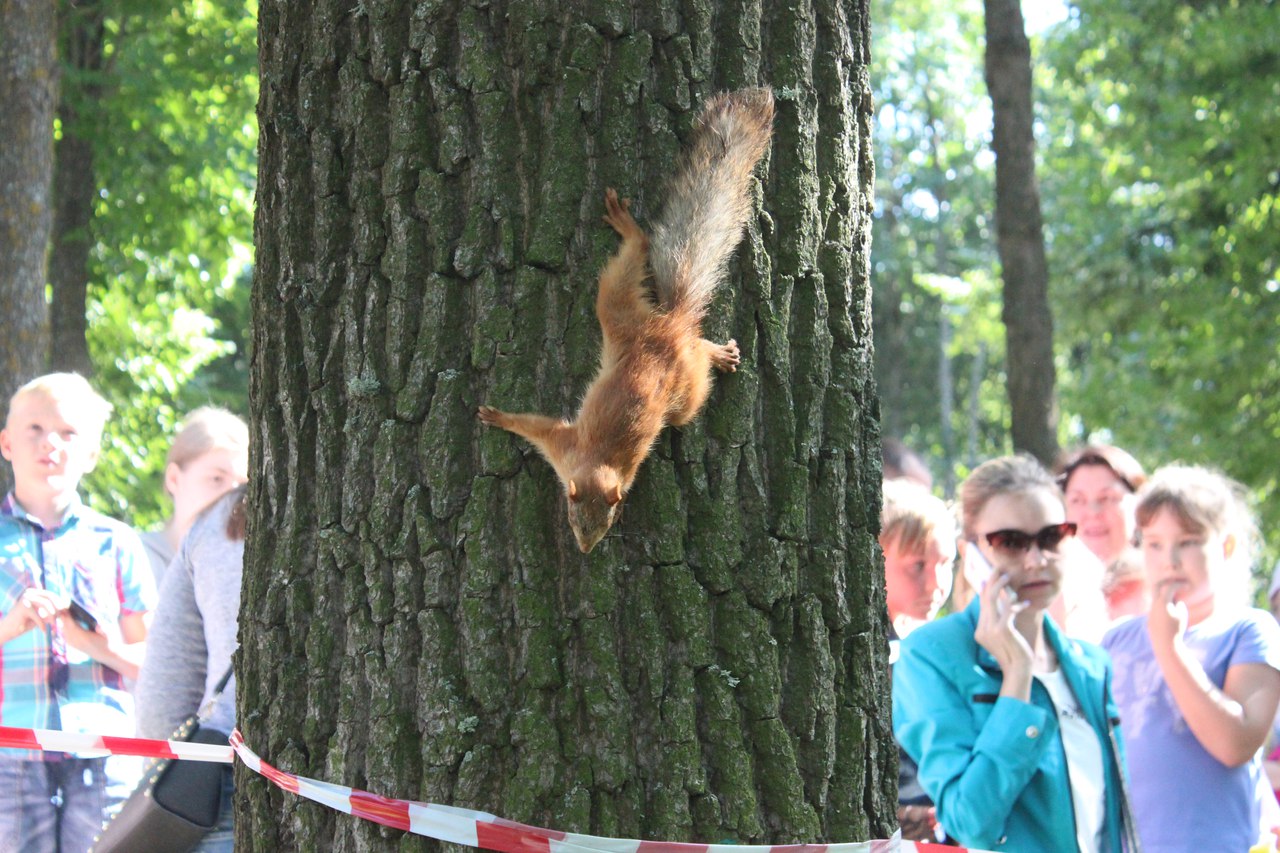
[1036,666,1105,853]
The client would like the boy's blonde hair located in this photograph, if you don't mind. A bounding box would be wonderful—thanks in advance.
[7,373,113,445]
[166,407,249,471]
[881,479,956,555]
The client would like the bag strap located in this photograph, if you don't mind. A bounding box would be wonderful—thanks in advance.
[196,663,236,724]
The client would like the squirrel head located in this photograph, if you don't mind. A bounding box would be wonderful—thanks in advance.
[565,467,624,553]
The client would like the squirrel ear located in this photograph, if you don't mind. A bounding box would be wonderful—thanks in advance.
[606,483,623,506]
[568,480,580,502]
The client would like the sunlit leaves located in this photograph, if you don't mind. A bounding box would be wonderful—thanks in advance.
[1042,0,1280,563]
[69,0,256,524]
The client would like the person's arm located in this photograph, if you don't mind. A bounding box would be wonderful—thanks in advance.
[59,610,148,680]
[135,550,209,738]
[1148,588,1280,766]
[893,624,1055,848]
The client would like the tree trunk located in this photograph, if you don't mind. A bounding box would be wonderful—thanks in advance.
[241,3,891,852]
[48,0,107,378]
[983,0,1059,466]
[0,0,57,441]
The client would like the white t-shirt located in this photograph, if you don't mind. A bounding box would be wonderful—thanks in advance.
[1036,666,1105,853]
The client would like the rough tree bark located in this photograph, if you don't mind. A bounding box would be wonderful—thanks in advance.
[0,0,57,441]
[47,0,106,378]
[241,2,892,851]
[984,0,1060,465]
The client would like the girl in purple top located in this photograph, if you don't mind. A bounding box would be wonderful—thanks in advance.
[1103,465,1280,851]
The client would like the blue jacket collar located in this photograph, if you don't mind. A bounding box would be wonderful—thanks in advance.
[960,595,1110,727]
[960,594,1100,677]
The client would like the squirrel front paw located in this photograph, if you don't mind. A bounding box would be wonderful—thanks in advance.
[710,339,741,373]
[477,405,505,426]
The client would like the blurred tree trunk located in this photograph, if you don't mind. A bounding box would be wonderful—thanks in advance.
[984,0,1059,465]
[0,0,57,443]
[48,0,107,378]
[240,2,892,852]
[871,204,910,441]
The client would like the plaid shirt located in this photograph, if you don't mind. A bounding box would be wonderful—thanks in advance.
[0,493,156,758]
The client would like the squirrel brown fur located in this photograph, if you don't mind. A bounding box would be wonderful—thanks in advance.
[479,87,775,553]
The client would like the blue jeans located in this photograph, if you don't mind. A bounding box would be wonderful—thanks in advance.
[191,773,235,852]
[0,756,116,853]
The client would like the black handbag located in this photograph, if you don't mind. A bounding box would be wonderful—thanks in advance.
[93,665,234,853]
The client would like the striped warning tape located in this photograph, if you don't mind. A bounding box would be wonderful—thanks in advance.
[0,725,233,763]
[0,724,971,853]
[229,731,964,853]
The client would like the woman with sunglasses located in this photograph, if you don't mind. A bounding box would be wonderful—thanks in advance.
[893,455,1135,852]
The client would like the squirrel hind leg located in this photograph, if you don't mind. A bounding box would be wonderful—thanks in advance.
[602,188,644,242]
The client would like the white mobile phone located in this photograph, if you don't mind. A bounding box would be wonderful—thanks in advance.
[963,543,996,592]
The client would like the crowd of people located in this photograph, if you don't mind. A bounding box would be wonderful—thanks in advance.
[0,373,247,852]
[4,368,1280,852]
[883,441,1280,851]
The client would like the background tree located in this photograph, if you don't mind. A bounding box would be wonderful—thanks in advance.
[240,2,892,851]
[983,0,1058,466]
[48,0,258,524]
[49,0,106,379]
[0,0,58,495]
[870,0,1007,494]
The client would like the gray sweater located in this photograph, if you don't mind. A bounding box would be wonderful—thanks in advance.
[136,490,244,738]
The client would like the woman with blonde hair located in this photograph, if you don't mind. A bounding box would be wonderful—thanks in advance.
[894,455,1135,851]
[138,407,248,583]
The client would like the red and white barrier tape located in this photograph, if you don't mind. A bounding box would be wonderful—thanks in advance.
[0,725,232,763]
[0,723,972,853]
[229,731,965,853]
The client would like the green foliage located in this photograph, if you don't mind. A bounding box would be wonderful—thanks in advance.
[1040,0,1280,564]
[66,0,257,526]
[875,0,1280,576]
[870,0,1012,492]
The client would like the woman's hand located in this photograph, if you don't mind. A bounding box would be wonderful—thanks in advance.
[975,571,1033,701]
[1147,578,1190,653]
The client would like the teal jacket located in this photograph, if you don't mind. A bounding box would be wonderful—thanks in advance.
[892,598,1131,852]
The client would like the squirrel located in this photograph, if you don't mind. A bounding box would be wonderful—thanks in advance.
[479,87,775,553]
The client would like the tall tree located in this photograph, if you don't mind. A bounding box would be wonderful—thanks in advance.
[48,0,107,378]
[0,0,58,445]
[240,2,891,852]
[983,0,1059,465]
[870,0,1010,491]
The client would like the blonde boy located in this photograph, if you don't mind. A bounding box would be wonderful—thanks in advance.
[0,373,156,852]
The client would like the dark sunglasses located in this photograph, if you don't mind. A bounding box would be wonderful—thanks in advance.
[983,522,1078,554]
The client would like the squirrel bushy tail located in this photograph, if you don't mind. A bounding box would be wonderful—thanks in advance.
[649,87,775,319]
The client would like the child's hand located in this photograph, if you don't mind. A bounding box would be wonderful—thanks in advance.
[1147,578,1189,650]
[896,804,939,842]
[0,589,64,644]
[58,611,111,660]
